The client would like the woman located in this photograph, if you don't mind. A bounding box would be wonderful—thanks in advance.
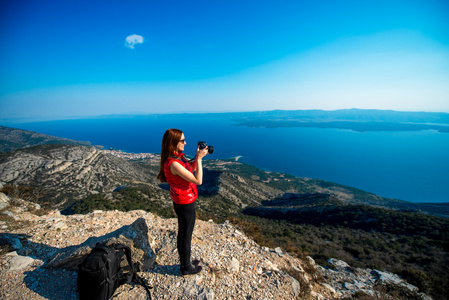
[157,128,208,276]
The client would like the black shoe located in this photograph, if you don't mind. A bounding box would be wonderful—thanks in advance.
[192,259,200,266]
[181,264,202,276]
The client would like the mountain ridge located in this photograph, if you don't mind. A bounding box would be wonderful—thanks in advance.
[0,126,93,153]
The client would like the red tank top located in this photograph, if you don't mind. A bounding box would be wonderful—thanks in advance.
[164,154,198,204]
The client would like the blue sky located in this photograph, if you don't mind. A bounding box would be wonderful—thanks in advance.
[1,0,448,122]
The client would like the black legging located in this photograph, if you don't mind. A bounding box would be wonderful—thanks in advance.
[173,201,196,269]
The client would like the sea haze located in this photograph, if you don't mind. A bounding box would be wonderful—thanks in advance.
[12,110,449,203]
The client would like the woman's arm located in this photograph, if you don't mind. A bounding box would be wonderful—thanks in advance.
[171,147,208,185]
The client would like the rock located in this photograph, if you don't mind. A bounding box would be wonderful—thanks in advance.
[373,269,419,292]
[45,217,155,271]
[0,192,10,209]
[274,247,283,256]
[311,291,326,300]
[343,282,357,290]
[17,248,32,256]
[3,211,19,220]
[263,260,279,272]
[321,283,337,296]
[320,258,424,298]
[328,258,350,269]
[0,234,23,251]
[306,255,316,266]
[289,276,300,297]
[9,255,34,270]
[198,288,214,300]
[230,257,240,273]
[11,237,23,250]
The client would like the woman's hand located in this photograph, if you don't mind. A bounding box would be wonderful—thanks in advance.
[196,146,208,160]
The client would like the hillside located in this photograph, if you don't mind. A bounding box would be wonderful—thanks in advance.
[0,126,92,153]
[202,158,449,218]
[0,144,161,209]
[2,143,445,217]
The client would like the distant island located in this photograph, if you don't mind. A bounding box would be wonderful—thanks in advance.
[210,109,449,133]
[116,109,449,133]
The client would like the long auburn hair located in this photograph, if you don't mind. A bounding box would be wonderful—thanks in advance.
[157,128,183,183]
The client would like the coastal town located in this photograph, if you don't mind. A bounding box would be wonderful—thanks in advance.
[101,149,158,161]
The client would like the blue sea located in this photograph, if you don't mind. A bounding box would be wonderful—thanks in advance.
[12,115,449,203]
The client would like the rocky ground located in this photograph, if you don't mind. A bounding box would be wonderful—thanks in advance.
[1,195,432,300]
[0,197,336,300]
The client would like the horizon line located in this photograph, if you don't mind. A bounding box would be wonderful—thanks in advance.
[1,107,449,125]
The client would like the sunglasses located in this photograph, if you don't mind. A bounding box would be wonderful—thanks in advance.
[179,139,186,144]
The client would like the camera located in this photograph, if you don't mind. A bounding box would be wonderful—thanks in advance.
[198,141,214,154]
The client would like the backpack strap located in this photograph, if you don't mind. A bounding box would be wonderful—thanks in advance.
[133,274,153,300]
[113,244,153,300]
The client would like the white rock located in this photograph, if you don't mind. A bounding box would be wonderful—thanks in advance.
[230,257,240,273]
[9,255,34,271]
[328,258,350,269]
[183,284,198,297]
[343,282,357,290]
[321,283,337,295]
[311,291,325,300]
[274,247,283,256]
[199,288,214,300]
[0,192,10,209]
[264,260,279,272]
[290,276,300,297]
[306,256,316,266]
[373,269,419,292]
[3,211,19,220]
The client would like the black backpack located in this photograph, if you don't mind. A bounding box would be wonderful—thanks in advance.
[77,244,152,300]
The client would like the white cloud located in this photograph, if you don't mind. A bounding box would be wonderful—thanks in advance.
[125,34,144,49]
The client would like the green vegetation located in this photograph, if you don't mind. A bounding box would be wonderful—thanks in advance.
[227,207,449,299]
[69,184,174,218]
